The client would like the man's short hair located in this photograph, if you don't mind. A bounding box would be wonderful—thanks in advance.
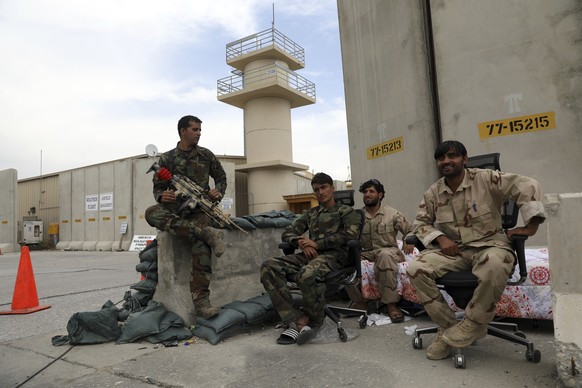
[177,115,202,135]
[311,172,333,186]
[434,140,467,160]
[359,179,385,197]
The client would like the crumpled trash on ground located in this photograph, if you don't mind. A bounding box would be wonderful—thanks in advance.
[366,313,413,326]
[404,324,418,336]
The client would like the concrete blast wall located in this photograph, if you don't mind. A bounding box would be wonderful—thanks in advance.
[56,156,236,251]
[338,0,582,247]
[0,169,18,253]
[546,193,582,387]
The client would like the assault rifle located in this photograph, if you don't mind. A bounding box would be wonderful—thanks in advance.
[147,160,247,234]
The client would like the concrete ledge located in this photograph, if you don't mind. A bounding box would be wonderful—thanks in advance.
[211,228,283,307]
[153,227,284,326]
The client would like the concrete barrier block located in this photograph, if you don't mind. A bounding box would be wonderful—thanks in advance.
[96,241,115,251]
[68,241,84,251]
[152,227,285,326]
[153,232,197,326]
[82,241,98,251]
[0,243,16,254]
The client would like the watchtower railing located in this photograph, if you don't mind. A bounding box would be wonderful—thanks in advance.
[226,28,305,66]
[217,62,315,99]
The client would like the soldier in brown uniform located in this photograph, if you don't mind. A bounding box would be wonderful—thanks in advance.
[145,115,227,318]
[407,140,545,360]
[358,179,414,322]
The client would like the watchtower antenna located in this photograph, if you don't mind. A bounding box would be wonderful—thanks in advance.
[272,3,275,29]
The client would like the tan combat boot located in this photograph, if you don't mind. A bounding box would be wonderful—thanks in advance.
[442,317,487,348]
[426,328,451,360]
[193,297,220,319]
[200,227,226,257]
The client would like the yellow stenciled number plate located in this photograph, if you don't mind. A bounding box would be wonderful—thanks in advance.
[478,111,556,139]
[367,136,404,160]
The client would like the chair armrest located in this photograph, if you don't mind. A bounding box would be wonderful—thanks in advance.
[507,234,529,286]
[280,239,363,277]
[405,235,426,251]
[346,239,362,277]
[278,242,296,255]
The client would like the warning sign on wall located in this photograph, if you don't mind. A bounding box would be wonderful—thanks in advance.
[129,235,157,251]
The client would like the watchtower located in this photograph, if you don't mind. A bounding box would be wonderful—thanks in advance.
[217,27,316,213]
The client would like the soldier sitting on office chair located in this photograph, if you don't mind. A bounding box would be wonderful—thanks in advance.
[357,178,414,323]
[260,172,361,345]
[406,140,546,360]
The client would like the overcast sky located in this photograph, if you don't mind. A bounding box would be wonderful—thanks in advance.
[0,0,351,182]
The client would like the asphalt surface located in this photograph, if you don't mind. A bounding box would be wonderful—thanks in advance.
[0,250,564,388]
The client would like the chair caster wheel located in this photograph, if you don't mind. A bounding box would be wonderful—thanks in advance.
[526,349,541,363]
[412,336,423,349]
[358,315,367,329]
[338,328,348,342]
[514,331,526,339]
[454,354,466,369]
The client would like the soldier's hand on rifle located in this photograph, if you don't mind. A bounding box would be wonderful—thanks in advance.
[160,189,177,203]
[207,188,222,202]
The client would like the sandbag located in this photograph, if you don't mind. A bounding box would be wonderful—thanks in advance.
[64,300,122,345]
[116,301,185,344]
[139,239,158,262]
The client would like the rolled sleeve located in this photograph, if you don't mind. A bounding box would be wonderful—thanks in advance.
[520,201,546,225]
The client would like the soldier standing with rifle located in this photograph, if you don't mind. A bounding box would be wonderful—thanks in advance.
[145,115,227,318]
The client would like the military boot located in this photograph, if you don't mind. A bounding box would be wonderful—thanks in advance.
[193,297,220,319]
[426,328,451,360]
[442,317,487,348]
[198,227,226,257]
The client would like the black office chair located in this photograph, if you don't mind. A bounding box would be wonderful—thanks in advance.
[408,153,541,368]
[279,189,367,342]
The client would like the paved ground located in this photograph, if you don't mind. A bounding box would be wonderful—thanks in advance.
[0,250,564,387]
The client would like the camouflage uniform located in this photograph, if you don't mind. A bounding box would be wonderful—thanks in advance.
[145,144,226,303]
[260,202,361,327]
[360,205,412,304]
[406,168,546,328]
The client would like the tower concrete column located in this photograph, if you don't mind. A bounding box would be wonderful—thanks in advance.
[244,97,292,163]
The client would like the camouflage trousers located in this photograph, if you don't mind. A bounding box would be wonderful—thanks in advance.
[145,204,213,300]
[406,246,515,328]
[361,247,405,304]
[260,252,347,328]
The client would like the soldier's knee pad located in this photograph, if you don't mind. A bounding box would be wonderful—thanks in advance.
[144,205,159,225]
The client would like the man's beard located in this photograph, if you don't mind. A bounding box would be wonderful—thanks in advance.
[364,198,379,207]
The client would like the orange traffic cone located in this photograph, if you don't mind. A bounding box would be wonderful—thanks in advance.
[0,246,51,315]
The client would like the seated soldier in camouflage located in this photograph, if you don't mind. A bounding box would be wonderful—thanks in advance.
[260,172,361,345]
[407,140,545,360]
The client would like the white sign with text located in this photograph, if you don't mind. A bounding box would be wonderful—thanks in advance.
[129,235,157,251]
[85,194,99,212]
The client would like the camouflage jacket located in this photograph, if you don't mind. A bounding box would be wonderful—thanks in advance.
[361,205,413,251]
[152,144,227,204]
[413,168,546,250]
[282,202,361,257]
